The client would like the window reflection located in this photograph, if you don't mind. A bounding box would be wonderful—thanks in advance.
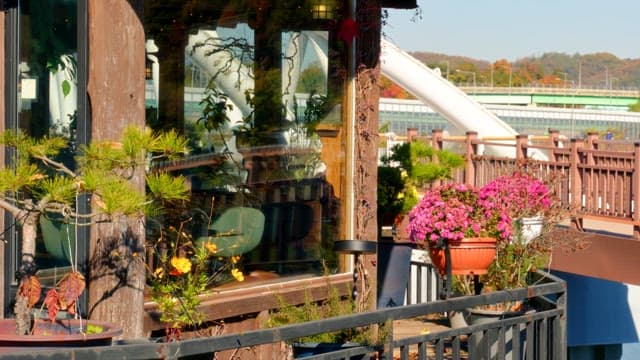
[145,2,346,280]
[17,0,78,275]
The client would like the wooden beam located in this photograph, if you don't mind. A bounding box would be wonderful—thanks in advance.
[550,228,640,285]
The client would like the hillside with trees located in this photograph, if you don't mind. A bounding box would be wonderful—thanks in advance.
[409,51,640,88]
[379,51,640,111]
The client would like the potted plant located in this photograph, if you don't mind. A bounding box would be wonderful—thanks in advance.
[450,169,569,357]
[376,141,464,308]
[0,126,189,344]
[407,183,511,277]
[476,169,569,295]
[146,206,248,341]
[266,277,379,358]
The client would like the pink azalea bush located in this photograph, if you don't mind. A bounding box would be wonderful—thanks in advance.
[478,172,552,219]
[407,183,511,248]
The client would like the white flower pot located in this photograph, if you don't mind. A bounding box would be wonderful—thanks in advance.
[517,215,544,243]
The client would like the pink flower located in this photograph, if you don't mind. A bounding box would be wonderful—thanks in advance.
[408,183,511,248]
[479,172,552,219]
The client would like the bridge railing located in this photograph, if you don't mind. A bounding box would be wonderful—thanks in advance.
[414,129,640,239]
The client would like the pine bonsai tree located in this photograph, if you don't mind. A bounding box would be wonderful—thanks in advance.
[0,126,190,335]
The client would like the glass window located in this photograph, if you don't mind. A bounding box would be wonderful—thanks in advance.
[13,0,79,277]
[144,2,347,280]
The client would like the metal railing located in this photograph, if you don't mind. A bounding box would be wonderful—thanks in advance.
[404,248,440,305]
[5,271,565,360]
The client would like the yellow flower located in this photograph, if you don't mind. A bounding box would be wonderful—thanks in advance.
[169,256,192,275]
[153,267,164,279]
[205,242,217,254]
[231,268,245,282]
[231,255,240,264]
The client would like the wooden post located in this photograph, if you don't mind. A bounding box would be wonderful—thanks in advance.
[87,0,146,338]
[407,127,418,142]
[355,0,382,315]
[632,142,640,239]
[515,134,528,160]
[548,129,560,162]
[570,138,585,231]
[464,131,478,186]
[0,8,4,317]
[586,132,599,151]
[431,129,443,151]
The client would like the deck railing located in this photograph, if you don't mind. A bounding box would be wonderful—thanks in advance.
[7,271,565,360]
[411,129,640,239]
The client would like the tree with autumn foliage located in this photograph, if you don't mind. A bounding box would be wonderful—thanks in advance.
[0,126,189,335]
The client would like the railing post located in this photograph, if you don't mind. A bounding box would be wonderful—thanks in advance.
[515,134,528,160]
[431,129,443,151]
[406,127,418,143]
[548,129,560,162]
[555,282,568,360]
[570,138,585,231]
[586,131,599,151]
[431,129,443,187]
[465,131,478,186]
[632,142,640,239]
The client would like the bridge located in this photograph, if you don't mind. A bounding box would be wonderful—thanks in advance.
[379,97,640,139]
[458,85,639,110]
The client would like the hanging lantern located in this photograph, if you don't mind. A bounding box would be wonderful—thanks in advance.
[310,0,336,20]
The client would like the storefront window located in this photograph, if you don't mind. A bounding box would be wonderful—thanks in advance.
[12,0,79,276]
[144,1,347,278]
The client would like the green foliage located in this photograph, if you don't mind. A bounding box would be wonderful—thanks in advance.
[198,88,233,134]
[376,166,404,222]
[0,125,191,222]
[378,141,465,223]
[32,176,76,205]
[146,173,190,202]
[410,51,640,89]
[297,62,326,94]
[630,98,640,112]
[266,281,373,344]
[0,164,39,193]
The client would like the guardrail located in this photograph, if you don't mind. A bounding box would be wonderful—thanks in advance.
[4,271,565,360]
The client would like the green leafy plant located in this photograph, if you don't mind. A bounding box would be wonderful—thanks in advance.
[266,278,376,345]
[378,141,464,226]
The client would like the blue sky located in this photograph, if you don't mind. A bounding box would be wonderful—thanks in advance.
[383,0,640,61]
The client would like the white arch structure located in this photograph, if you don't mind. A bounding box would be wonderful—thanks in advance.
[166,30,546,159]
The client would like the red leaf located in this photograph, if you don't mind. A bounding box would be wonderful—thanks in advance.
[18,276,42,308]
[43,289,60,322]
[56,271,86,311]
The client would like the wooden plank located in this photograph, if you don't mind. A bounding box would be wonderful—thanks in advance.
[550,228,640,285]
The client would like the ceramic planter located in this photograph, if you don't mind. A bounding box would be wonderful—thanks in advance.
[0,319,122,352]
[516,215,544,243]
[428,237,497,276]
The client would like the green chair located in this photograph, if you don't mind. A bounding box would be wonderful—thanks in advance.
[39,214,77,263]
[195,207,265,257]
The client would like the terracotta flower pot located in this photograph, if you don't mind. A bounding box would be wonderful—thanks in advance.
[428,237,497,275]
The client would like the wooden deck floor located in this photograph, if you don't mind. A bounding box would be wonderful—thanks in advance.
[392,313,469,359]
